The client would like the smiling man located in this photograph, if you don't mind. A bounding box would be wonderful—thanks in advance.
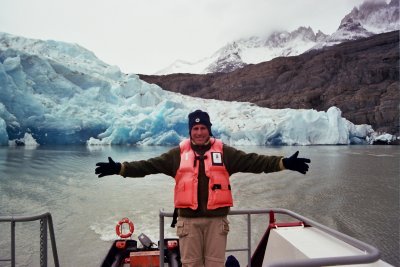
[191,124,210,145]
[188,110,213,144]
[95,109,311,267]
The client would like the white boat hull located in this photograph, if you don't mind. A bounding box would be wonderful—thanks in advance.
[264,226,392,267]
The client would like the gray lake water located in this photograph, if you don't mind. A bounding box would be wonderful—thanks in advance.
[0,145,398,266]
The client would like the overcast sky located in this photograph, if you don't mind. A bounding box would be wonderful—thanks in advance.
[1,0,369,74]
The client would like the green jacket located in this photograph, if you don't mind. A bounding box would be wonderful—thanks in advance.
[120,141,284,217]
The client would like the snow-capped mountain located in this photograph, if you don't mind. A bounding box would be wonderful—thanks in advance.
[156,26,327,75]
[312,0,399,49]
[205,27,327,74]
[156,0,399,75]
[345,0,399,33]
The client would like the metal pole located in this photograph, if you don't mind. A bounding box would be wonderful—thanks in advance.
[11,220,15,267]
[159,210,165,267]
[47,214,60,267]
[247,213,252,267]
[40,218,48,267]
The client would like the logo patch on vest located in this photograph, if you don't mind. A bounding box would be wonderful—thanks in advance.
[211,152,223,166]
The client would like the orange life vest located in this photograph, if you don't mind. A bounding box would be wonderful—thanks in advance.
[174,138,233,210]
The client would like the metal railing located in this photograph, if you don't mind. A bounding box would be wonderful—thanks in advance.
[159,208,382,267]
[0,212,60,267]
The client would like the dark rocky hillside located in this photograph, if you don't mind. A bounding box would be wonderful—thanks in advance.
[140,31,399,136]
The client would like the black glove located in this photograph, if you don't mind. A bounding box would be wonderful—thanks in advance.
[95,157,121,178]
[282,151,311,174]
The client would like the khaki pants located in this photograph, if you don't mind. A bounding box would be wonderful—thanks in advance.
[176,216,230,267]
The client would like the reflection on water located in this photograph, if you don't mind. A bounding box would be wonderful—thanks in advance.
[0,145,399,266]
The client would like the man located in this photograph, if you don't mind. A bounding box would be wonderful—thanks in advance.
[95,109,311,267]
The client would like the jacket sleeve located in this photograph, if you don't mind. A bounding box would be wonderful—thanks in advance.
[119,147,181,178]
[223,144,284,175]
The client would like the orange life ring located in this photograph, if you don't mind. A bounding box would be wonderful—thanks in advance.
[115,217,134,238]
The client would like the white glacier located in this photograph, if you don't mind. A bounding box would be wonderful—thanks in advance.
[0,32,393,146]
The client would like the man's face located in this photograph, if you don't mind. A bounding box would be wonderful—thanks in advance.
[190,124,210,145]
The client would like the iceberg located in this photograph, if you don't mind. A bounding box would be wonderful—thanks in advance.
[0,32,386,146]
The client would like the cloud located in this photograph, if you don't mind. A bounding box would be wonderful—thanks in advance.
[1,0,367,74]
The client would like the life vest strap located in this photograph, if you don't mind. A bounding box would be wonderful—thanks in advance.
[171,208,178,228]
[194,154,208,167]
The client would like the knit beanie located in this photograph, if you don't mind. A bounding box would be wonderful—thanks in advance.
[188,110,213,136]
